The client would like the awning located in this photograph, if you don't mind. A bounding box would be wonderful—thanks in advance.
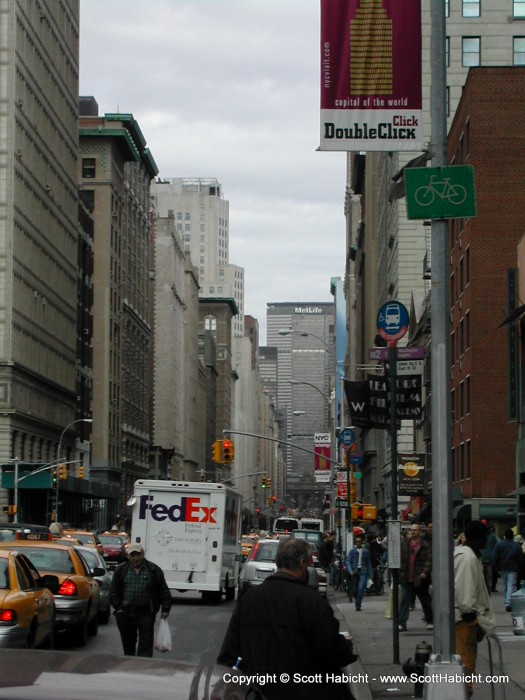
[453,503,515,520]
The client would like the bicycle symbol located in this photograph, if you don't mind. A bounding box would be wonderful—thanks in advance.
[414,175,467,207]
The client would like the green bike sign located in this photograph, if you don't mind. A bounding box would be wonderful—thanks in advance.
[405,165,476,220]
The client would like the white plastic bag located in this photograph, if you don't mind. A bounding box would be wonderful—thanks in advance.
[155,618,172,652]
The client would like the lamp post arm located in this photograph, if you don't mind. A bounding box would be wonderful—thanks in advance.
[223,429,341,467]
[220,469,267,484]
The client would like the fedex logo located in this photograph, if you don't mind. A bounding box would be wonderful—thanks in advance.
[138,495,217,523]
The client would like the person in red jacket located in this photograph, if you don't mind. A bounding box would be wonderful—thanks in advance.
[218,538,357,700]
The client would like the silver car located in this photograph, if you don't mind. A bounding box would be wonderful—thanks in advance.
[74,545,112,624]
[238,539,319,598]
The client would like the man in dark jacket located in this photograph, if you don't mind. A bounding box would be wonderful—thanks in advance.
[218,538,356,700]
[109,542,172,656]
[398,523,433,631]
[493,529,524,611]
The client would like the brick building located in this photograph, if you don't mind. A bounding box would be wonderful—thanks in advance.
[448,67,525,527]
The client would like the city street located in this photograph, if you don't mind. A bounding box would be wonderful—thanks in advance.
[56,591,236,664]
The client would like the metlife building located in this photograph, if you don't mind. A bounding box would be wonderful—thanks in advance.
[265,302,335,513]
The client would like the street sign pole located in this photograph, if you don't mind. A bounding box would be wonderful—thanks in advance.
[389,342,400,665]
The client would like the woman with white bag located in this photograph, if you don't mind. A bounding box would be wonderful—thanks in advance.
[110,542,172,657]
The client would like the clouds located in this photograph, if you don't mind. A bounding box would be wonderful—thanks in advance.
[79,0,346,340]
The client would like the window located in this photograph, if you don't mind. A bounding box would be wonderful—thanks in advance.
[205,315,217,331]
[463,0,480,17]
[445,0,450,17]
[465,311,471,349]
[446,86,450,117]
[466,376,471,414]
[446,37,450,66]
[514,1,525,18]
[465,246,470,285]
[514,37,525,65]
[185,212,190,221]
[462,37,480,66]
[82,158,96,178]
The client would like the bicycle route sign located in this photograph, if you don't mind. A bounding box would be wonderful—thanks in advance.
[405,165,476,220]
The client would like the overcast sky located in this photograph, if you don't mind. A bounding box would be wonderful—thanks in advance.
[79,0,347,343]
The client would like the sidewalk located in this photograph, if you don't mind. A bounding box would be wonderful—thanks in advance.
[330,586,525,699]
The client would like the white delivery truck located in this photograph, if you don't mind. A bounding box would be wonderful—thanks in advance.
[130,480,242,603]
[299,517,324,532]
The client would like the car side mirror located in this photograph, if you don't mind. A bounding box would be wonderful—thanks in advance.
[91,567,106,577]
[234,554,244,563]
[39,574,60,594]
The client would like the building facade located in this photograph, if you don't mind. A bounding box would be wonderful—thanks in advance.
[266,302,335,515]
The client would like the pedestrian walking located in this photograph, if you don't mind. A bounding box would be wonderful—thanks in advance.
[217,537,357,700]
[398,523,433,631]
[109,542,172,657]
[480,525,498,593]
[493,528,524,611]
[454,520,496,697]
[346,536,372,611]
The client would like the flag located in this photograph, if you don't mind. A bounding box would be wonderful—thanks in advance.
[344,375,422,429]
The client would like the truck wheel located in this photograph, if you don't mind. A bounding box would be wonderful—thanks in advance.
[202,590,222,605]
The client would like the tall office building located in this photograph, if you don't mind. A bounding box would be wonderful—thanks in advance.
[347,2,525,519]
[150,178,245,337]
[266,302,335,513]
[0,1,83,519]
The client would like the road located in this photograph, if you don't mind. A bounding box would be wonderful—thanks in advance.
[56,591,236,664]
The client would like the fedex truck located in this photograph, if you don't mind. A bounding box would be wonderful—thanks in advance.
[130,480,242,603]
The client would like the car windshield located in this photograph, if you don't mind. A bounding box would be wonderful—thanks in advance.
[254,543,279,562]
[99,535,123,545]
[20,547,74,574]
[78,548,98,568]
[71,533,95,545]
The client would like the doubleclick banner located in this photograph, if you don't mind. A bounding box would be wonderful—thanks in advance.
[320,0,422,151]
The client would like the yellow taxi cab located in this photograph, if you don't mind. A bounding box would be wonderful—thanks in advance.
[241,536,257,559]
[0,548,58,649]
[0,535,101,647]
[63,530,104,556]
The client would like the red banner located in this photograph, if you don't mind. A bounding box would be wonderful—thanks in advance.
[320,0,422,151]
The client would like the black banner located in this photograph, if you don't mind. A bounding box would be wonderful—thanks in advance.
[344,375,422,430]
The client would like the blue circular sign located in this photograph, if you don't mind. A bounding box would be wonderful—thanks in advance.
[339,427,356,447]
[377,300,409,342]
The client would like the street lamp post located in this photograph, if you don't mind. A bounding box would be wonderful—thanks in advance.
[55,418,92,523]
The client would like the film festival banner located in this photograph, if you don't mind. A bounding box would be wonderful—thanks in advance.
[398,453,425,496]
[314,432,331,483]
[320,0,422,151]
[343,375,422,430]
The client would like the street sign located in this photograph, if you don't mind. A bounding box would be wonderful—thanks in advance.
[369,346,425,361]
[377,300,409,343]
[339,427,355,448]
[405,165,476,220]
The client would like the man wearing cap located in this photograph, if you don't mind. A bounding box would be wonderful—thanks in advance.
[110,542,172,656]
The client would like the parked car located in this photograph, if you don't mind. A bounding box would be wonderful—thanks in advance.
[73,545,112,624]
[97,533,127,568]
[238,538,319,598]
[0,549,58,649]
[0,540,101,646]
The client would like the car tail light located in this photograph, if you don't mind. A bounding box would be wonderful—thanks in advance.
[0,610,16,624]
[58,579,78,596]
[0,609,16,623]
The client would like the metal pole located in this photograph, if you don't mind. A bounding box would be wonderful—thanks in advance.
[389,343,400,665]
[13,457,19,524]
[56,418,92,523]
[430,0,455,662]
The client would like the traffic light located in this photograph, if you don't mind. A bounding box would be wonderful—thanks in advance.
[362,505,378,521]
[261,477,267,489]
[267,477,272,491]
[58,464,67,480]
[212,440,223,463]
[51,469,57,485]
[268,495,272,505]
[223,439,235,462]
[351,504,364,520]
[350,477,356,502]
[78,466,84,479]
[272,495,277,504]
[279,505,284,512]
